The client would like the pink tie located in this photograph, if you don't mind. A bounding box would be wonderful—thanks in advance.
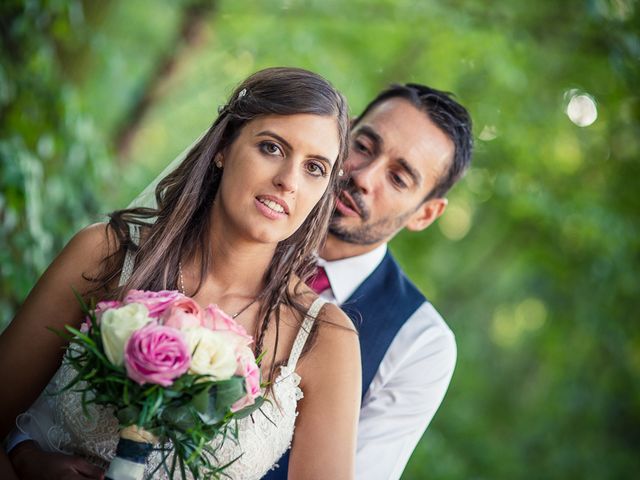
[309,266,331,294]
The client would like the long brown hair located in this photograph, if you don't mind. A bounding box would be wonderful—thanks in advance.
[94,67,349,383]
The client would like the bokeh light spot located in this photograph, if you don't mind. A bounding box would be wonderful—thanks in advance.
[439,201,472,240]
[479,124,498,141]
[565,91,598,127]
[491,298,547,348]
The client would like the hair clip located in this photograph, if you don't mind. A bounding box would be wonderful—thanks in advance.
[217,105,227,114]
[237,88,247,100]
[338,169,344,177]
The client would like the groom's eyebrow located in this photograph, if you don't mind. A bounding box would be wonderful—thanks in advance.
[355,125,383,155]
[357,125,421,186]
[256,130,333,165]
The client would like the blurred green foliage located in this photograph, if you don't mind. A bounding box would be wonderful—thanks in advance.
[1,0,638,478]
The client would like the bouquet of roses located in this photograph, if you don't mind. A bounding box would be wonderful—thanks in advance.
[55,289,264,480]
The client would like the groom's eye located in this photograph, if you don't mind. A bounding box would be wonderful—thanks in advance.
[353,139,371,156]
[389,171,408,189]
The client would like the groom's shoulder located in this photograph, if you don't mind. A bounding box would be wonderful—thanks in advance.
[383,251,426,302]
[385,253,454,341]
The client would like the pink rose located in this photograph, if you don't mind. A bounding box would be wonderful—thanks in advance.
[161,296,203,330]
[123,290,183,318]
[124,324,190,387]
[231,347,262,412]
[203,305,253,346]
[95,300,122,314]
[80,317,91,334]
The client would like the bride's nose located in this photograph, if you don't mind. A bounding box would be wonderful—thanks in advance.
[272,160,299,194]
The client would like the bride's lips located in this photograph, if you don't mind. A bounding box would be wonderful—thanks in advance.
[255,195,290,220]
[335,190,361,218]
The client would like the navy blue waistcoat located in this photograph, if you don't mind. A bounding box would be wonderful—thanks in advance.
[260,251,425,480]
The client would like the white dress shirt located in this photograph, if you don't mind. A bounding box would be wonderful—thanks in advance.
[318,244,457,480]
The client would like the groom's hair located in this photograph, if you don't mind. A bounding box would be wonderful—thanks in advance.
[353,83,474,201]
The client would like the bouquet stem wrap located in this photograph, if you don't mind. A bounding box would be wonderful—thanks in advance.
[105,425,158,480]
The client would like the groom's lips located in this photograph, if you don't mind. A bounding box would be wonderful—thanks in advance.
[335,190,361,218]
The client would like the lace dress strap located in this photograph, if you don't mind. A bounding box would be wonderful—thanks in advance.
[117,223,140,287]
[286,297,327,370]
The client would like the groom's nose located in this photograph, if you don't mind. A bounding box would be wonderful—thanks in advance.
[350,157,384,195]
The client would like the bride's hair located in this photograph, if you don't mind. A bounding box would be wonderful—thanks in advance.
[94,67,349,382]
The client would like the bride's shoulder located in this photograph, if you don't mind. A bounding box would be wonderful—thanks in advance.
[67,222,120,254]
[315,302,357,334]
[288,283,361,401]
[289,277,356,334]
[60,222,122,272]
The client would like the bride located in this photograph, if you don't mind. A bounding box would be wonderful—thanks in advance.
[0,67,361,479]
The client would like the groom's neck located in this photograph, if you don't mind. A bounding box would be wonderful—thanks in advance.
[320,233,382,261]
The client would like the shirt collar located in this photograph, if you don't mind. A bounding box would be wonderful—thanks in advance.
[318,243,387,305]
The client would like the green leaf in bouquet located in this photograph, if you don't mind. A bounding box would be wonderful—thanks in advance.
[196,395,225,426]
[255,349,267,365]
[148,388,165,419]
[83,367,99,381]
[46,325,75,342]
[191,386,212,414]
[64,326,120,372]
[231,395,266,420]
[136,385,158,423]
[65,326,98,349]
[123,381,129,405]
[162,405,198,431]
[214,376,245,411]
[94,392,117,404]
[163,388,183,399]
[143,384,160,397]
[139,398,150,426]
[117,405,141,425]
[169,374,195,392]
[185,436,207,466]
[101,374,128,385]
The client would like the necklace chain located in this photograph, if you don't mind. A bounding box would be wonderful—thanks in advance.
[178,261,256,319]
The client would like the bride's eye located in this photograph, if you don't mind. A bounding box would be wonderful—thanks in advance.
[259,141,283,156]
[305,161,327,177]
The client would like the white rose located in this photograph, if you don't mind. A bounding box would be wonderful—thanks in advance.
[185,327,237,381]
[100,303,151,366]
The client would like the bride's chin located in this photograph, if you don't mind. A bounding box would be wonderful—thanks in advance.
[240,225,289,246]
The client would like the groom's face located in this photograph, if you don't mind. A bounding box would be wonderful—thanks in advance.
[329,97,453,250]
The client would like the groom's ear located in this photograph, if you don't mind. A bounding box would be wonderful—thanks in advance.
[406,197,448,232]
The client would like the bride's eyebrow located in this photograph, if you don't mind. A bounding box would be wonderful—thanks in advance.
[255,130,334,165]
[256,130,293,151]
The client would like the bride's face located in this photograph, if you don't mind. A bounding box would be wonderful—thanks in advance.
[213,113,340,245]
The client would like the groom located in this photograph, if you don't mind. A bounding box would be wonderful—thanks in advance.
[264,83,474,479]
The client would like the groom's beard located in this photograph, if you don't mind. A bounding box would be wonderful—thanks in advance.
[329,179,413,246]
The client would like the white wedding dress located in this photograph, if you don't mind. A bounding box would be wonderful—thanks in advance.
[14,225,325,479]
